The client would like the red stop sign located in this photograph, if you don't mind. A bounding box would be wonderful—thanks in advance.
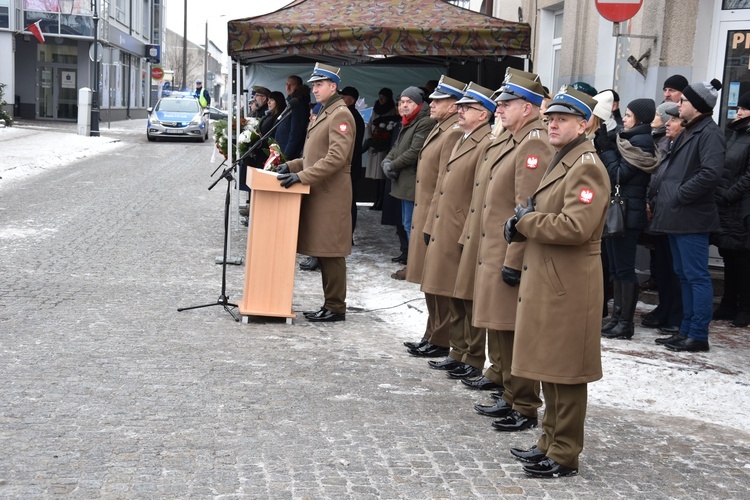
[151,66,164,80]
[595,0,644,23]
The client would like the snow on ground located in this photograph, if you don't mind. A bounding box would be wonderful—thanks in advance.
[0,125,125,187]
[349,255,750,436]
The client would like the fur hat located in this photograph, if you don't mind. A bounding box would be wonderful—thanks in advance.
[627,98,656,125]
[682,79,723,114]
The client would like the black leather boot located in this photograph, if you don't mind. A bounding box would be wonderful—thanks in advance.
[603,282,639,339]
[601,281,621,333]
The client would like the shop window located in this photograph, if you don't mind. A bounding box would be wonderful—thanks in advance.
[719,30,750,131]
[723,1,750,9]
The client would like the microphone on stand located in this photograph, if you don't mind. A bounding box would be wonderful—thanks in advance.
[276,97,300,121]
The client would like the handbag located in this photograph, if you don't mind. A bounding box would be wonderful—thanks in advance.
[603,170,627,238]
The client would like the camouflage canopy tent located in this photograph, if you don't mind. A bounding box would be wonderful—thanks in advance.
[227,0,531,68]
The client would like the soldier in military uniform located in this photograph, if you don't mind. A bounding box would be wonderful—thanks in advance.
[505,86,609,477]
[458,74,552,435]
[421,83,494,379]
[403,76,466,358]
[276,63,356,322]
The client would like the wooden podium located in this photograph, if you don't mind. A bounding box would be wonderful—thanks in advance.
[239,168,309,323]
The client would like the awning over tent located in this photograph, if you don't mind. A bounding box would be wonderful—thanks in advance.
[228,0,531,65]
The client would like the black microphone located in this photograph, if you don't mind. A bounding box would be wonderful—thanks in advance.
[277,98,300,121]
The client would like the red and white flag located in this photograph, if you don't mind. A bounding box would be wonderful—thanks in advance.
[27,20,45,44]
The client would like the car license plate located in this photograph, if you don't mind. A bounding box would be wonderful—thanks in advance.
[166,129,184,134]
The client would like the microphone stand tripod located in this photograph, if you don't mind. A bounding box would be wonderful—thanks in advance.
[177,109,296,321]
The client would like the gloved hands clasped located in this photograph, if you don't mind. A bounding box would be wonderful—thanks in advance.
[381,159,399,181]
[504,197,535,244]
[278,172,301,188]
[501,266,521,287]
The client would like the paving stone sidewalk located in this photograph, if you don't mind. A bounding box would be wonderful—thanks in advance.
[0,120,748,498]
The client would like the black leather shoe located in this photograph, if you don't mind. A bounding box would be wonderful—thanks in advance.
[474,398,512,418]
[461,376,502,391]
[641,316,665,328]
[305,307,345,322]
[447,364,482,379]
[410,343,450,358]
[404,338,428,350]
[655,333,686,345]
[303,307,325,318]
[391,252,407,264]
[523,457,578,478]
[657,325,680,334]
[299,256,320,271]
[428,357,462,371]
[489,389,505,400]
[665,337,709,352]
[492,410,538,432]
[510,445,546,464]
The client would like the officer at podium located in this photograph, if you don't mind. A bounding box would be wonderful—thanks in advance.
[276,63,356,322]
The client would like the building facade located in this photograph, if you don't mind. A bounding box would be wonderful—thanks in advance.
[514,0,748,131]
[0,0,165,121]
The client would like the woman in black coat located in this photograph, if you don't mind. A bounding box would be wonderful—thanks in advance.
[595,99,661,339]
[712,92,750,327]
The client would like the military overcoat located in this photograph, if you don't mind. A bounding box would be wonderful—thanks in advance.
[287,94,355,257]
[469,119,553,325]
[405,113,463,284]
[421,122,492,297]
[512,137,610,385]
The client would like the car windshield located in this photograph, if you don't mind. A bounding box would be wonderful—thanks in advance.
[156,99,200,113]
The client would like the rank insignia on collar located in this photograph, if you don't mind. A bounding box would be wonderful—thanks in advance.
[525,156,539,169]
[579,187,594,204]
[338,123,349,133]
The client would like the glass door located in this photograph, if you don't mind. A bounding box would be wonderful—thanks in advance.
[710,20,750,133]
[57,68,78,120]
[38,66,54,119]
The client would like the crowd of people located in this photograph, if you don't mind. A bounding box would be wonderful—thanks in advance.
[243,61,744,478]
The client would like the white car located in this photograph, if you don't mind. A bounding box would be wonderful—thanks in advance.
[147,96,209,142]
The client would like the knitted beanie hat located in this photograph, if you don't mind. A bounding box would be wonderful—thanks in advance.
[655,102,678,124]
[400,86,424,105]
[738,91,750,111]
[627,98,656,125]
[682,79,723,114]
[663,74,689,92]
[593,90,614,121]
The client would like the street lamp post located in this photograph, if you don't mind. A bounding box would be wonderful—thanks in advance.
[91,0,100,136]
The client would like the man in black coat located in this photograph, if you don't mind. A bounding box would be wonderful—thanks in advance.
[339,86,365,238]
[649,79,727,352]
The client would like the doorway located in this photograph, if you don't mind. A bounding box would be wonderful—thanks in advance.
[37,65,78,120]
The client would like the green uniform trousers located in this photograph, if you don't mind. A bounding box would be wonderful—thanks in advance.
[424,292,451,348]
[447,297,484,369]
[318,256,346,314]
[537,382,588,469]
[488,329,541,417]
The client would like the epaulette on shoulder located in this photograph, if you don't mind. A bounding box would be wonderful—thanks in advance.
[527,129,541,140]
[581,152,597,163]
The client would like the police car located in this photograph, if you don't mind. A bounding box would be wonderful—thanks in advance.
[146,94,209,142]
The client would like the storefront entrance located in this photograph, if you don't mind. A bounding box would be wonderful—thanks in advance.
[36,44,78,121]
[38,65,78,120]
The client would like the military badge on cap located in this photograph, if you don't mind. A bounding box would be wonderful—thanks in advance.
[455,82,497,113]
[544,85,598,121]
[429,75,466,100]
[308,63,341,84]
[492,74,546,106]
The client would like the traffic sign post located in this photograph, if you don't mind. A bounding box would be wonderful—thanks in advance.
[151,66,164,81]
[595,0,644,23]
